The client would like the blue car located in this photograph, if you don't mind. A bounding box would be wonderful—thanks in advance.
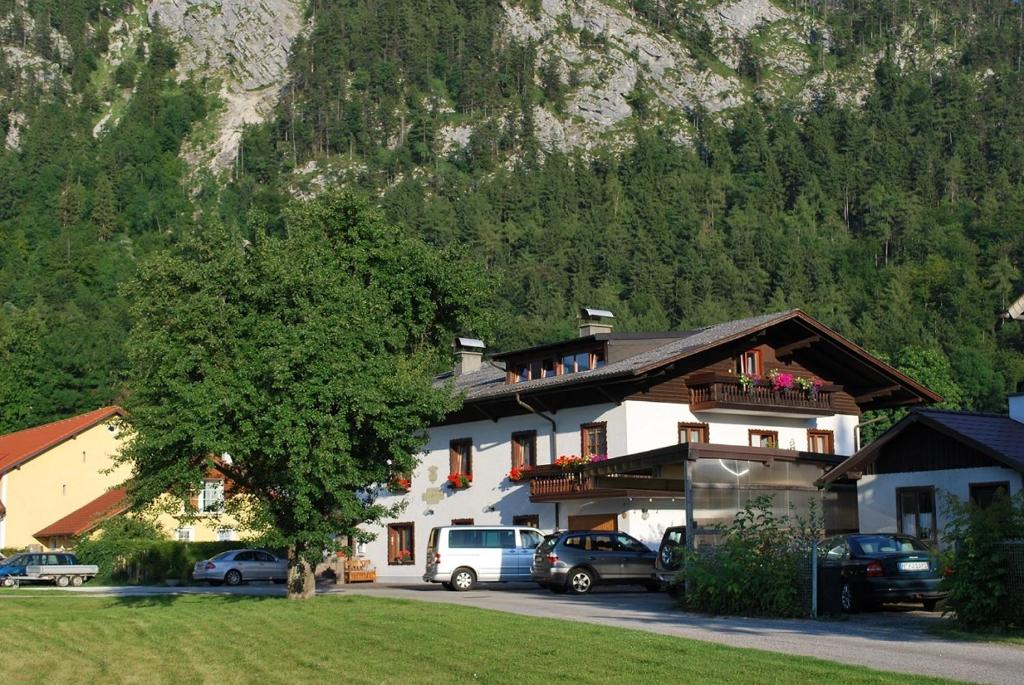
[0,552,81,586]
[0,553,31,585]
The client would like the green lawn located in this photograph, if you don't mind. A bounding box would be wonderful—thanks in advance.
[0,594,956,684]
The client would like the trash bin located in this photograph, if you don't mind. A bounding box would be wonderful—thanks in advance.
[817,565,844,615]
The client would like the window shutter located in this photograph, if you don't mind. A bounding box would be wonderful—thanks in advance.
[449,446,459,475]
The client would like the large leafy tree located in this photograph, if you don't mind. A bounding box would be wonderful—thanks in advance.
[119,193,487,598]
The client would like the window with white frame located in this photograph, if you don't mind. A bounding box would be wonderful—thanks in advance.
[198,479,225,513]
[216,527,237,542]
[176,528,195,542]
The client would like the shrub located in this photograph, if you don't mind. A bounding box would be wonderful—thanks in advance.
[941,490,1024,630]
[680,496,821,618]
[75,516,256,584]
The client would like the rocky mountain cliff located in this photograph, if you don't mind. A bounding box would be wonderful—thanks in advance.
[0,0,962,173]
[3,0,1023,432]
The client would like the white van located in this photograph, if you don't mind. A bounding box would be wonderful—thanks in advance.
[423,525,545,591]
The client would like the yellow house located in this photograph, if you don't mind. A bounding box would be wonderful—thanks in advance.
[0,407,244,550]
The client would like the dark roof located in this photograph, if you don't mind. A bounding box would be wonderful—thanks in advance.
[439,310,941,407]
[820,409,1024,484]
[34,487,129,539]
[0,407,125,475]
[440,311,792,401]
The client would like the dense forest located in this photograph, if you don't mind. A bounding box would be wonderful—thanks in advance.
[2,0,1024,434]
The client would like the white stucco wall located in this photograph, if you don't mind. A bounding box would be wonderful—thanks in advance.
[622,400,859,456]
[858,467,1024,541]
[362,398,862,580]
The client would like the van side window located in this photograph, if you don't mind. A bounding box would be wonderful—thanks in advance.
[489,530,516,549]
[519,531,542,548]
[449,529,480,548]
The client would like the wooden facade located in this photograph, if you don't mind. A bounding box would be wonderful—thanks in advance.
[865,422,1000,475]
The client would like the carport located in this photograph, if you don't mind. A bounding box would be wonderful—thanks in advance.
[525,442,857,545]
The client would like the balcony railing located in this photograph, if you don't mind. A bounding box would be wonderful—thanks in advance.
[528,471,682,501]
[529,472,595,499]
[689,374,837,416]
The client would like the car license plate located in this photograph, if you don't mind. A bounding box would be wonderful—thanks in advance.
[899,561,929,572]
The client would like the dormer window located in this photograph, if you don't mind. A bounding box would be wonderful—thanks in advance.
[737,349,762,376]
[508,346,606,383]
[516,364,530,382]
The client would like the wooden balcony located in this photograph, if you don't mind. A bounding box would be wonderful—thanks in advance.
[689,374,837,417]
[529,471,682,502]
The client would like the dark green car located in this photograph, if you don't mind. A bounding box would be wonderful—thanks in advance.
[820,533,947,612]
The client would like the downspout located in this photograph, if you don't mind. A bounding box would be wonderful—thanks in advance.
[853,415,886,453]
[514,391,560,530]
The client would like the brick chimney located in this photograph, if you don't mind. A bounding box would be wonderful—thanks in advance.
[1009,380,1024,424]
[578,308,615,337]
[454,337,486,376]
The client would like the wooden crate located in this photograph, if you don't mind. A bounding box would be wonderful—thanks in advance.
[344,558,377,583]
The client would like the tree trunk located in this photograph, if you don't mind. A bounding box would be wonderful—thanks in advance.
[287,546,316,600]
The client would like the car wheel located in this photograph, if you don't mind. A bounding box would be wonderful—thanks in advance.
[840,582,858,613]
[644,582,662,592]
[923,598,941,612]
[71,576,84,587]
[1,576,14,588]
[55,575,70,588]
[567,568,594,595]
[451,567,476,591]
[224,570,243,587]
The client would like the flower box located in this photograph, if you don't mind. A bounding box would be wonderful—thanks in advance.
[447,473,472,489]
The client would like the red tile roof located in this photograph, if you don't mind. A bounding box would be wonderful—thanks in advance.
[34,487,130,539]
[0,406,125,475]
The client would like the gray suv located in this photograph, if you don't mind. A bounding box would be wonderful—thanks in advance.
[532,530,658,595]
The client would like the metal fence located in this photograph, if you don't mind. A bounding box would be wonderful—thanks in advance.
[998,540,1024,604]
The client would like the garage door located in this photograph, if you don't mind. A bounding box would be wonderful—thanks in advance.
[567,514,618,531]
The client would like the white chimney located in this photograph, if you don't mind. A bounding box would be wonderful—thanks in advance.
[1009,382,1024,424]
[454,337,486,376]
[578,307,615,337]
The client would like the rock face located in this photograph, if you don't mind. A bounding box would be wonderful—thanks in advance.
[502,0,745,152]
[149,0,305,169]
[5,111,26,152]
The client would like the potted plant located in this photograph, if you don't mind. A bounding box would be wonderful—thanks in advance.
[447,473,472,489]
[390,477,411,493]
[507,466,524,482]
[555,454,591,470]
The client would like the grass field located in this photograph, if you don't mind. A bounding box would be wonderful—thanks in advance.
[0,593,956,684]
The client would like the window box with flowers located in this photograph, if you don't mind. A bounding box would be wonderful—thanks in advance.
[554,454,607,470]
[390,477,411,493]
[691,371,835,415]
[507,465,533,482]
[447,473,472,489]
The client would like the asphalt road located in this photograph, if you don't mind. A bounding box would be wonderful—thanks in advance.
[9,581,1022,684]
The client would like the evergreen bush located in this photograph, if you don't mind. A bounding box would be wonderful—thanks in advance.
[680,496,821,618]
[941,490,1024,630]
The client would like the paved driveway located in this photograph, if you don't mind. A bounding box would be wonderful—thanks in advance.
[9,581,1022,683]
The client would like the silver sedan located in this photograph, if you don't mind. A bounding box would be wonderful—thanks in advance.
[192,549,288,586]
